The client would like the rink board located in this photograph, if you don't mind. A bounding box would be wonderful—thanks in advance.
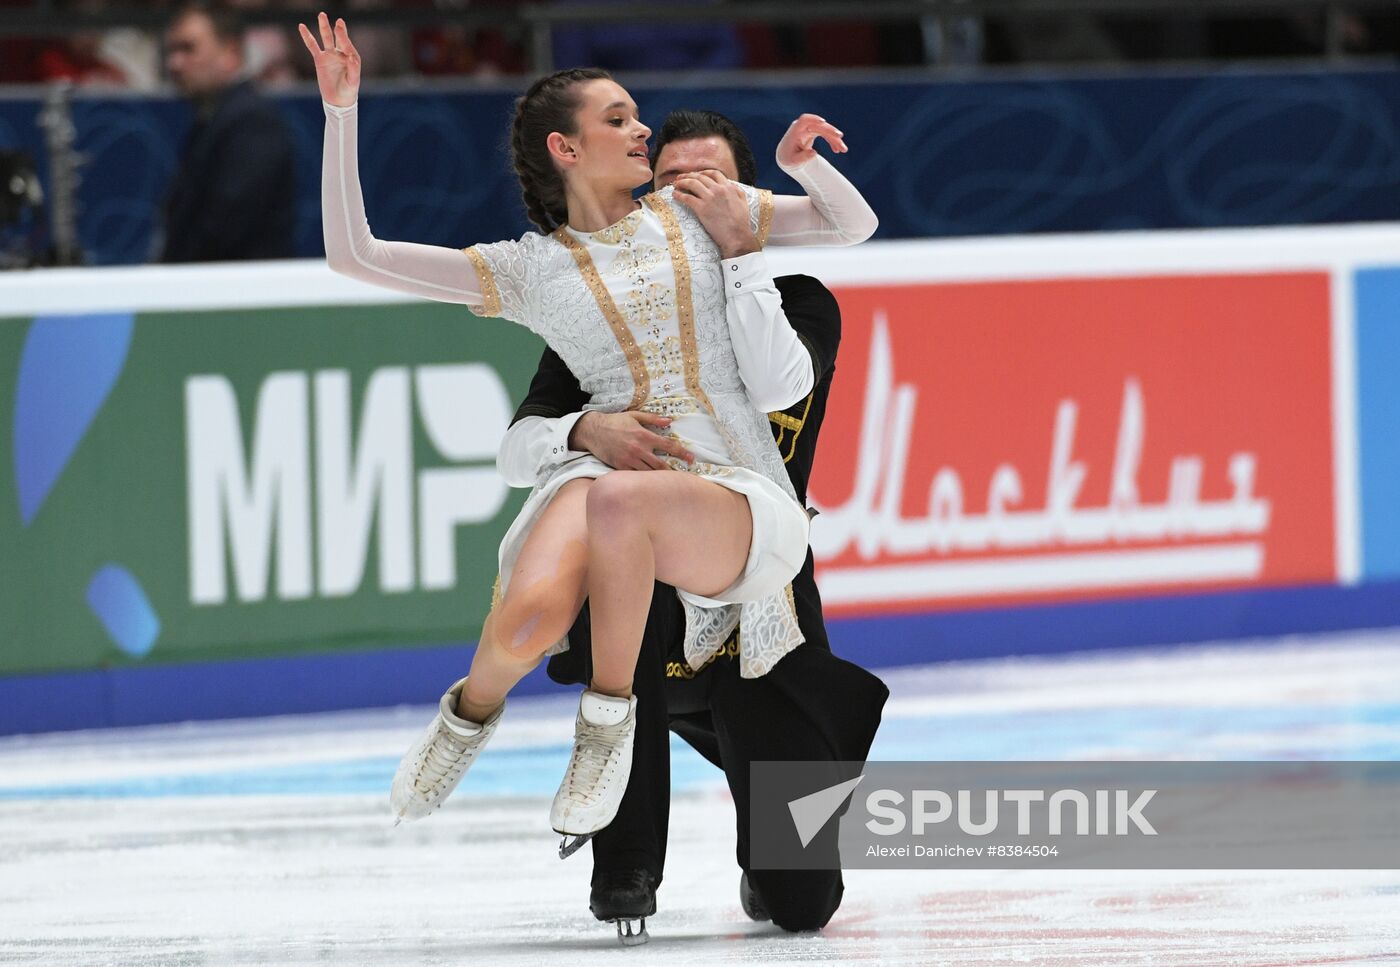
[3,223,1400,730]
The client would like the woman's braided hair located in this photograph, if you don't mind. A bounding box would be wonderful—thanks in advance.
[509,67,612,234]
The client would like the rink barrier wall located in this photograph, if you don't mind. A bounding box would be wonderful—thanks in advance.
[4,579,1400,734]
[3,221,1400,732]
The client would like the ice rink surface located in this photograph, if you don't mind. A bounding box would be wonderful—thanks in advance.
[2,629,1399,966]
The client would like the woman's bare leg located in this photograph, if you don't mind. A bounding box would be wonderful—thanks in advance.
[584,471,752,696]
[458,478,592,722]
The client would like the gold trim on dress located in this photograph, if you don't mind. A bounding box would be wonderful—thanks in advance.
[462,246,502,318]
[551,227,649,411]
[756,189,774,248]
[645,194,717,418]
[591,207,644,244]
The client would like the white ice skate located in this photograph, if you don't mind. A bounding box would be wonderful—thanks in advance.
[550,690,637,857]
[390,677,502,823]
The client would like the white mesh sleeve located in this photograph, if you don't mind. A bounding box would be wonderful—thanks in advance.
[321,100,527,317]
[763,153,879,247]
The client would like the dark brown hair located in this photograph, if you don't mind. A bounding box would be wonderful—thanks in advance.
[509,67,612,234]
[650,109,757,187]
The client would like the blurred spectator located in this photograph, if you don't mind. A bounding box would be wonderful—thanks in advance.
[37,32,128,86]
[923,4,984,67]
[1340,11,1400,55]
[221,0,411,85]
[98,26,163,89]
[401,0,524,77]
[754,21,880,69]
[226,0,307,87]
[35,0,161,89]
[737,17,929,70]
[158,1,296,262]
[1,0,1394,90]
[344,0,414,79]
[550,0,742,72]
[412,23,523,77]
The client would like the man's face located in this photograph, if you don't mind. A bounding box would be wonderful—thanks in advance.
[652,135,741,189]
[165,12,241,98]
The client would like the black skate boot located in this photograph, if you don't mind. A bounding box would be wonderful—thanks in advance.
[739,871,770,922]
[590,868,657,946]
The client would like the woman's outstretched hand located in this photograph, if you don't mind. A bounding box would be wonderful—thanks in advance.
[776,114,847,168]
[298,12,360,107]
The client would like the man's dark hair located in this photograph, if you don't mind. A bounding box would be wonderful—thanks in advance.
[171,1,246,46]
[650,109,758,187]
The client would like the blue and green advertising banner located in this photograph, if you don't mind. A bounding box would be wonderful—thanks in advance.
[1,262,545,729]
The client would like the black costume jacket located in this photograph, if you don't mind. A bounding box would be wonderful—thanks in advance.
[161,80,297,263]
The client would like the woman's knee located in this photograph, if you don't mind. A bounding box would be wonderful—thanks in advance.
[585,471,650,530]
[492,583,577,658]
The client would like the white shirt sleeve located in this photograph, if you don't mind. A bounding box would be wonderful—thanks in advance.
[766,153,879,247]
[496,412,590,487]
[321,100,504,308]
[722,251,815,412]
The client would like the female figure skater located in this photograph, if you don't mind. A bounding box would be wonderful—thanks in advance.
[300,13,877,842]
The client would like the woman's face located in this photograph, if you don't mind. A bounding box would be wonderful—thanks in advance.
[564,79,653,191]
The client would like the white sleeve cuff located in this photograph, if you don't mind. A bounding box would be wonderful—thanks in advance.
[548,411,590,462]
[497,411,590,487]
[721,251,778,298]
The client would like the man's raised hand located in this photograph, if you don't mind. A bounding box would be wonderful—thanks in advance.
[672,169,758,259]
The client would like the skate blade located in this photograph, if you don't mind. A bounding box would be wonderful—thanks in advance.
[614,918,648,945]
[557,832,594,860]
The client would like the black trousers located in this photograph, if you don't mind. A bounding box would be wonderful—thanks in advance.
[548,575,889,932]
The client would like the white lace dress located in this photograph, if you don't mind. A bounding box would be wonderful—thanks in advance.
[467,189,814,677]
[319,99,878,678]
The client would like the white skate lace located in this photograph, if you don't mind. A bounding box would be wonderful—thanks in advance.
[413,726,473,796]
[563,721,621,806]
